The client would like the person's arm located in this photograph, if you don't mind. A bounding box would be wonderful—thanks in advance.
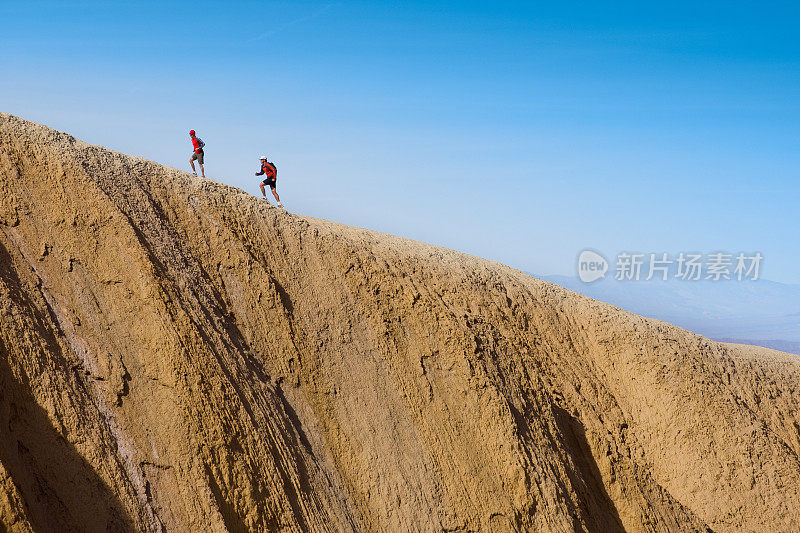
[255,167,265,176]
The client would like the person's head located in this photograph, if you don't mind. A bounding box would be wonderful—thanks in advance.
[189,130,196,137]
[260,156,267,162]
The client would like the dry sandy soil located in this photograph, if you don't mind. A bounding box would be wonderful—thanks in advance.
[1,113,799,532]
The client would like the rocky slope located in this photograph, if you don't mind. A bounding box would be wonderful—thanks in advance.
[0,112,799,532]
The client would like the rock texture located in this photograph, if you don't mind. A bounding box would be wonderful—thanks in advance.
[0,112,799,532]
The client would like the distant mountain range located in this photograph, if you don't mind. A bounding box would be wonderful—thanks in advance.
[538,274,800,355]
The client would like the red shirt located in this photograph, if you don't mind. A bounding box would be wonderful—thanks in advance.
[261,161,276,178]
[191,137,203,153]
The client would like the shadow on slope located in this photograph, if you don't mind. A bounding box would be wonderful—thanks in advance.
[0,241,139,532]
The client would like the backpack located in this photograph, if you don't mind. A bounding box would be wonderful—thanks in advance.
[267,161,276,175]
[197,138,205,150]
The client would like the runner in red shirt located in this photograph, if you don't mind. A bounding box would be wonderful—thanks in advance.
[189,130,205,177]
[256,156,283,208]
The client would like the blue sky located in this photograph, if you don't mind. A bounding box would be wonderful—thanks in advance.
[2,1,798,282]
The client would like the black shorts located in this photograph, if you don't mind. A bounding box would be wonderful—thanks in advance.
[261,178,276,189]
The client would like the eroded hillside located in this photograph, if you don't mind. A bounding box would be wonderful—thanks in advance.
[1,113,799,532]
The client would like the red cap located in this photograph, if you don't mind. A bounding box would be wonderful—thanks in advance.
[189,130,196,136]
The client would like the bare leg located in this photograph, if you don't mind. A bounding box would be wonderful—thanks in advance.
[190,159,196,174]
[271,187,281,204]
[259,182,267,198]
[199,162,205,178]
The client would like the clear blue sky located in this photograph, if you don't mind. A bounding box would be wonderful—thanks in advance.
[2,1,798,282]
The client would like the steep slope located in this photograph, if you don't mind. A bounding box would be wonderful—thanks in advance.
[0,112,798,532]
